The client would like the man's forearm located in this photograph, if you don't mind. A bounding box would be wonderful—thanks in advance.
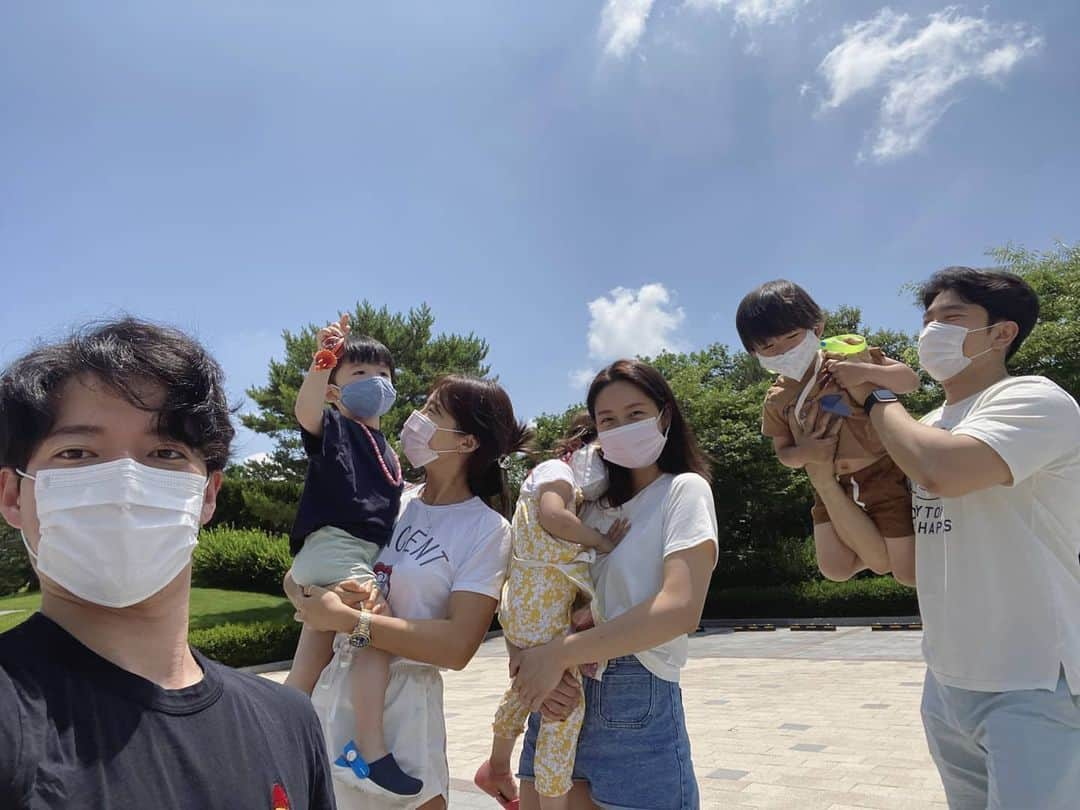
[870,402,950,491]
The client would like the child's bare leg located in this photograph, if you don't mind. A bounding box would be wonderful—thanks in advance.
[350,647,392,762]
[540,793,571,810]
[814,523,867,582]
[885,535,917,587]
[489,735,517,778]
[346,647,423,795]
[285,623,335,695]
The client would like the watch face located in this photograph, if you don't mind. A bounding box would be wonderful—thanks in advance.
[349,635,369,649]
[874,389,899,402]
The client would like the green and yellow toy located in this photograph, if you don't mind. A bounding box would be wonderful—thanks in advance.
[819,334,867,355]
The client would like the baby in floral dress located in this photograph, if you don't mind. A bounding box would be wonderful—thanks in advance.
[474,417,628,809]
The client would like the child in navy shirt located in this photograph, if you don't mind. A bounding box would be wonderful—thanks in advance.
[284,313,419,798]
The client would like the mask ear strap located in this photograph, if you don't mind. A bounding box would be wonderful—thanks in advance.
[19,531,38,563]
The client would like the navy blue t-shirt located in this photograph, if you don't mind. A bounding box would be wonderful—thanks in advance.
[290,408,404,556]
[0,613,336,810]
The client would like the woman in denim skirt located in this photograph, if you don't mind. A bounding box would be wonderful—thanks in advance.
[512,359,718,810]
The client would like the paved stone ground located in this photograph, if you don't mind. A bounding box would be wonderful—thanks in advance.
[265,628,947,809]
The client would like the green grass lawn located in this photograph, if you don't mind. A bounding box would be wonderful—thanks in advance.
[0,588,294,635]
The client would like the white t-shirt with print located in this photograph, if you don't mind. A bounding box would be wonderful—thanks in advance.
[580,472,718,683]
[374,486,512,665]
[518,459,575,500]
[915,376,1080,694]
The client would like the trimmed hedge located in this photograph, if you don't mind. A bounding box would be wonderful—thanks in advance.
[193,527,292,595]
[706,577,918,618]
[189,620,301,669]
[0,525,35,597]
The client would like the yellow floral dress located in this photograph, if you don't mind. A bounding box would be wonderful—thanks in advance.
[493,460,598,798]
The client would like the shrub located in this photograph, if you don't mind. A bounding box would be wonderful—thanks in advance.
[193,527,292,595]
[706,577,918,618]
[0,525,36,597]
[210,477,303,535]
[712,535,819,589]
[189,620,300,668]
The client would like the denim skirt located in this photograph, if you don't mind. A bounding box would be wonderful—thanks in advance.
[517,655,699,809]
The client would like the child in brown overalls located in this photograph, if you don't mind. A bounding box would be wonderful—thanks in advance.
[736,280,920,585]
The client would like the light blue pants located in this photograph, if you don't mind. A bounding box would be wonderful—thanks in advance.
[922,667,1080,809]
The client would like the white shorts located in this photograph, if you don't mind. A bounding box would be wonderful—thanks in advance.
[311,640,449,809]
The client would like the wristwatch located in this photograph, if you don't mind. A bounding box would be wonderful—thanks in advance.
[864,388,899,416]
[347,610,373,649]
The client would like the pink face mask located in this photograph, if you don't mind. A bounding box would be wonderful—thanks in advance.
[597,415,668,469]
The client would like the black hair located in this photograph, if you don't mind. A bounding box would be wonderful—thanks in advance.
[586,359,712,508]
[0,318,235,472]
[920,267,1040,361]
[553,411,596,460]
[432,375,533,518]
[735,280,824,353]
[330,335,396,384]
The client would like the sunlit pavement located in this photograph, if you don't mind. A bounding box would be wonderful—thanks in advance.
[263,627,946,809]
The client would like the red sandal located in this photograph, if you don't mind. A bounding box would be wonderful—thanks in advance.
[474,760,520,809]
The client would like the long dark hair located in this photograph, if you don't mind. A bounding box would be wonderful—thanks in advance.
[432,375,532,518]
[586,359,711,507]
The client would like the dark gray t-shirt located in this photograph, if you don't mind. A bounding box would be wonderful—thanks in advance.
[0,613,336,810]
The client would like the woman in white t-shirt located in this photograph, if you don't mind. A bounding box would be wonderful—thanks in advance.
[292,375,537,810]
[512,359,719,810]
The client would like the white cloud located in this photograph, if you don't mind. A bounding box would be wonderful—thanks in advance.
[817,7,1042,162]
[569,368,598,391]
[586,283,686,361]
[601,0,656,59]
[243,451,271,465]
[601,0,804,58]
[686,0,809,28]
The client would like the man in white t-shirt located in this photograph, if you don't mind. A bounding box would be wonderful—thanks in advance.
[826,267,1080,809]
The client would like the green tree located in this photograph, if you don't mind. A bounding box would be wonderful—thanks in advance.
[991,241,1080,400]
[243,301,491,481]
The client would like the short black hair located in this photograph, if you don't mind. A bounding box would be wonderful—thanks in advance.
[330,335,395,384]
[0,318,235,472]
[920,267,1040,360]
[735,280,824,353]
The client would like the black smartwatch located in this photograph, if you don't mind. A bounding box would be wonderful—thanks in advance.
[864,388,899,416]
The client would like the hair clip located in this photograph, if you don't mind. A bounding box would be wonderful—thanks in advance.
[498,455,513,470]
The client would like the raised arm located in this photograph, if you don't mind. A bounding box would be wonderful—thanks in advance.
[865,402,1011,498]
[295,314,349,436]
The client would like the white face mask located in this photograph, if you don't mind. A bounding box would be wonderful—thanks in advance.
[918,322,996,382]
[399,410,466,468]
[570,443,609,500]
[756,330,820,380]
[598,415,668,470]
[17,459,207,608]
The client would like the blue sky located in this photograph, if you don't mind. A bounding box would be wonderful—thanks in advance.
[2,1,1077,460]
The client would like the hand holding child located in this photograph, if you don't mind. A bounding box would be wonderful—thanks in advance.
[789,402,842,478]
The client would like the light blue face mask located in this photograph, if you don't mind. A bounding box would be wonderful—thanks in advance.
[335,376,397,419]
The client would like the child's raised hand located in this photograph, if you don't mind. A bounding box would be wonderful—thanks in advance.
[820,358,872,391]
[598,517,631,553]
[316,313,350,352]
